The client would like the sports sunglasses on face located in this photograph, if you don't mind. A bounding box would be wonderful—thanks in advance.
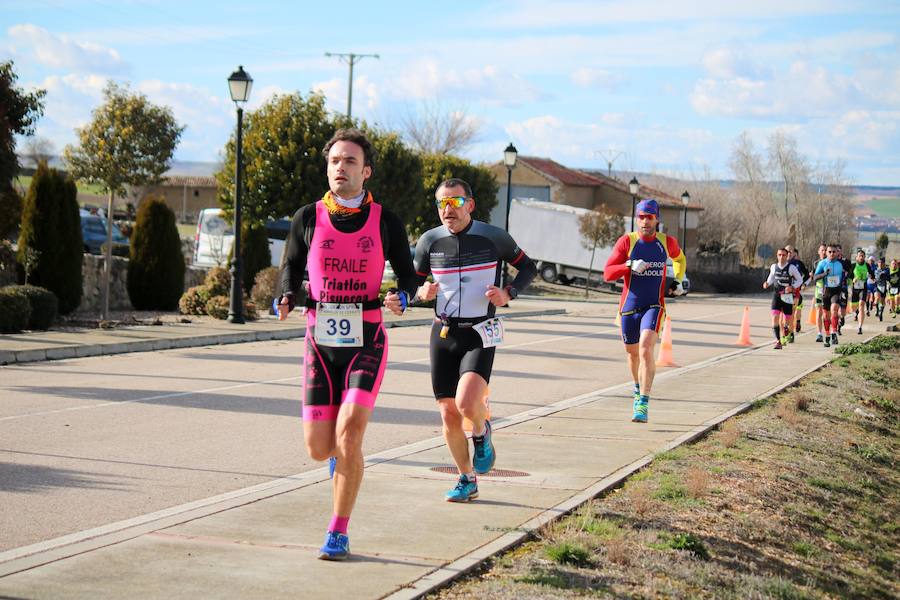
[436,196,468,210]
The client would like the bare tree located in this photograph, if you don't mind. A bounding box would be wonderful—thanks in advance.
[578,205,623,297]
[399,100,480,155]
[23,136,55,169]
[729,132,781,266]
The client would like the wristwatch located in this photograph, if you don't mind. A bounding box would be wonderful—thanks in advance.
[505,286,519,300]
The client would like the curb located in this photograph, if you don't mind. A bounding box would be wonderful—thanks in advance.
[0,308,567,365]
[381,347,839,599]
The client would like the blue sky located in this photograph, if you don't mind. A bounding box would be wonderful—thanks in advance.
[3,0,900,185]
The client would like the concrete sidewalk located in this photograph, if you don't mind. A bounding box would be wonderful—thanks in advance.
[0,325,858,599]
[0,298,567,365]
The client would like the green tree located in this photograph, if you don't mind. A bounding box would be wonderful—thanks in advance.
[365,128,422,237]
[127,196,185,310]
[417,154,499,238]
[64,82,184,318]
[578,205,624,297]
[216,92,334,224]
[0,60,46,237]
[228,221,271,292]
[16,162,83,314]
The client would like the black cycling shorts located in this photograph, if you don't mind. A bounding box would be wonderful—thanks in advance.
[429,320,495,400]
[822,288,843,309]
[770,293,794,315]
[850,286,868,304]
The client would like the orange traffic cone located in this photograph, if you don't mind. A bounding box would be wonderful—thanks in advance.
[807,305,817,326]
[463,388,491,432]
[656,316,679,367]
[734,306,753,346]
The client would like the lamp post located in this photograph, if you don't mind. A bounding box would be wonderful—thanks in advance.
[227,65,253,324]
[502,143,518,288]
[628,176,639,232]
[680,191,690,255]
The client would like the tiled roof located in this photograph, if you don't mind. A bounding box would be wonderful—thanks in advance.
[579,169,701,210]
[517,156,607,187]
[160,175,217,187]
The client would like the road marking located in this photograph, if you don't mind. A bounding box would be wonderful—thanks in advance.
[0,305,755,422]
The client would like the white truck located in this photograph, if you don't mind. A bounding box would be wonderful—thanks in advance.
[508,198,625,286]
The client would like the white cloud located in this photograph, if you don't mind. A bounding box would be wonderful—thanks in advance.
[504,114,715,169]
[571,67,624,90]
[690,59,884,119]
[701,47,769,79]
[312,75,379,117]
[7,24,127,73]
[388,58,543,107]
[478,0,875,29]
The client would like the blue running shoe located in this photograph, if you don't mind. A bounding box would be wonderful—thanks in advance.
[472,420,496,474]
[445,474,479,502]
[632,397,648,423]
[318,531,349,561]
[328,456,337,479]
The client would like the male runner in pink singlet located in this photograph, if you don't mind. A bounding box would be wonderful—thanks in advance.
[277,129,417,560]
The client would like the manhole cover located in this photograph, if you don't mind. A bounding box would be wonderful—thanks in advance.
[429,466,530,477]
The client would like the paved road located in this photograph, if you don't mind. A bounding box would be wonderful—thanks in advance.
[1,294,780,553]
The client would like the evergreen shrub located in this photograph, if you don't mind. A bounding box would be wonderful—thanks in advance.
[127,196,185,310]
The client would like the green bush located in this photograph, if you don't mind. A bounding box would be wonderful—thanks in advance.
[205,294,229,319]
[0,239,17,287]
[3,284,58,330]
[204,266,231,297]
[178,285,207,316]
[127,196,185,310]
[16,163,83,314]
[251,266,280,314]
[0,287,31,332]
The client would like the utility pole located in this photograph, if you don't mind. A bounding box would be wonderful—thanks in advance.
[324,52,380,118]
[595,149,624,179]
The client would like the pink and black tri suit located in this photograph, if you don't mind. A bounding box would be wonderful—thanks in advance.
[280,197,418,421]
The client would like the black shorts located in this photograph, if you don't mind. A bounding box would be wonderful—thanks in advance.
[303,319,388,419]
[850,286,868,304]
[822,288,843,309]
[429,320,495,400]
[771,293,794,315]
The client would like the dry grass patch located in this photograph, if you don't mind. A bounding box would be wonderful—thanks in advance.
[429,336,900,600]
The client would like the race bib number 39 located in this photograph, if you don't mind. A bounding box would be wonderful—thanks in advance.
[315,303,363,347]
[474,317,504,348]
[826,275,840,287]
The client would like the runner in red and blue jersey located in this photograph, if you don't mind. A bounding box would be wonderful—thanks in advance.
[603,199,686,423]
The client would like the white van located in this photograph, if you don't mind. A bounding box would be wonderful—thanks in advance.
[193,208,289,268]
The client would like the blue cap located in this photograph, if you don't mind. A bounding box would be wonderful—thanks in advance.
[635,198,659,217]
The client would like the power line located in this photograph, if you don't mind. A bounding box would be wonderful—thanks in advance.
[324,52,379,119]
[595,149,624,179]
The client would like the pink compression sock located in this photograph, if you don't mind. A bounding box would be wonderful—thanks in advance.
[329,515,350,534]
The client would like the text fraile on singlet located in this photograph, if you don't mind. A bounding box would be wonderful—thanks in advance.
[318,257,372,303]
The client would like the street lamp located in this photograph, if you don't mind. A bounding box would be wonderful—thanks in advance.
[502,143,518,288]
[628,176,639,232]
[680,191,690,254]
[227,65,253,324]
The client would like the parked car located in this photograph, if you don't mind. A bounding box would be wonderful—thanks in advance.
[80,209,129,255]
[381,245,416,284]
[193,208,289,268]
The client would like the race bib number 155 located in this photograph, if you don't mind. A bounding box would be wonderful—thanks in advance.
[474,317,504,348]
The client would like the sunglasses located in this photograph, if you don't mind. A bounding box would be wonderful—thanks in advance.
[436,196,467,210]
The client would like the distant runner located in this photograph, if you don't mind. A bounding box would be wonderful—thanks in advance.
[763,248,803,349]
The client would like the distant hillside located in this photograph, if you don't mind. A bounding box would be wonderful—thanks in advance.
[15,155,221,178]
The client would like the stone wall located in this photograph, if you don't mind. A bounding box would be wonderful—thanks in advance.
[80,254,210,313]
